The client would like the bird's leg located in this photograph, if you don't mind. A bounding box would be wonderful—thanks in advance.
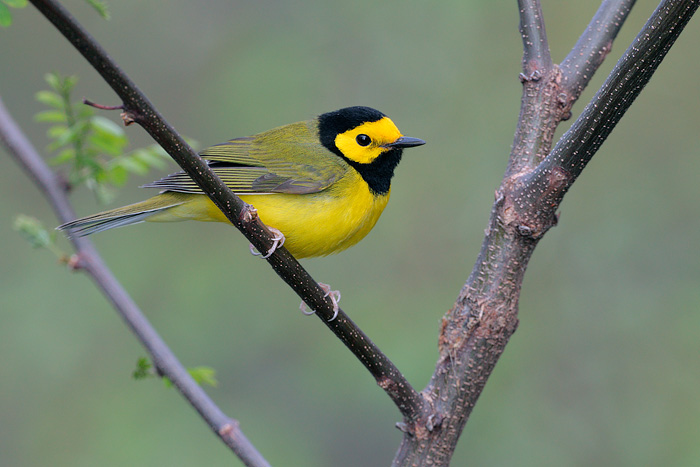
[249,227,285,259]
[299,283,341,321]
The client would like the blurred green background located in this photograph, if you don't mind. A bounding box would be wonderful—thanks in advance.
[2,1,699,465]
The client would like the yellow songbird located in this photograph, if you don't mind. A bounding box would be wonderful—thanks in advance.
[59,106,425,259]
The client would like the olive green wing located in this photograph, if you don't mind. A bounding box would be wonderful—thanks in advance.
[143,121,349,195]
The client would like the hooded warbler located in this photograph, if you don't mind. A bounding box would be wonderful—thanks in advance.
[59,106,425,258]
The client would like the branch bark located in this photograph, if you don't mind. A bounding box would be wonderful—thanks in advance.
[518,0,552,77]
[0,96,270,467]
[560,0,638,101]
[533,0,699,190]
[393,0,697,464]
[28,0,427,430]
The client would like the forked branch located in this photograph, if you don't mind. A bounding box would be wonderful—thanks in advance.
[515,0,699,225]
[560,0,638,100]
[393,0,698,465]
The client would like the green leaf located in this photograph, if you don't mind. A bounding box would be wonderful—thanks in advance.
[35,90,64,109]
[34,110,67,123]
[0,4,12,27]
[85,0,110,20]
[132,148,168,170]
[13,215,51,249]
[188,367,218,388]
[49,148,76,165]
[63,75,79,91]
[77,110,95,123]
[116,155,149,175]
[54,120,89,147]
[133,357,217,389]
[106,164,128,186]
[91,116,124,137]
[43,73,63,92]
[89,134,122,156]
[46,124,68,139]
[47,125,82,151]
[89,116,128,156]
[132,357,153,380]
[163,366,218,389]
[3,0,28,8]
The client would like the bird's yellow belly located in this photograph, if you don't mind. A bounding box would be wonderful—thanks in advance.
[162,176,391,259]
[239,185,390,258]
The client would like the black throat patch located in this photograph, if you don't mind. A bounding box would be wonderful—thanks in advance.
[340,149,402,196]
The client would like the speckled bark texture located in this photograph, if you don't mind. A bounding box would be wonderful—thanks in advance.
[392,1,698,465]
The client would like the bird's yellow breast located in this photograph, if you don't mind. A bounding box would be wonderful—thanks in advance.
[180,169,390,258]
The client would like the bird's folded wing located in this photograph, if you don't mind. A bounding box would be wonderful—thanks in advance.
[143,129,348,195]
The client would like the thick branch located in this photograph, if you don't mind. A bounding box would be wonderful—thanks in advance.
[0,96,270,467]
[28,0,426,425]
[394,0,698,464]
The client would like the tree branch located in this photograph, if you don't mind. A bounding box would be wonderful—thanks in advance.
[560,0,637,102]
[0,96,270,467]
[393,0,698,464]
[523,0,700,217]
[518,0,552,78]
[507,0,556,177]
[507,0,636,178]
[28,0,427,427]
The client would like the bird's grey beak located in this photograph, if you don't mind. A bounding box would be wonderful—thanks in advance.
[385,136,426,148]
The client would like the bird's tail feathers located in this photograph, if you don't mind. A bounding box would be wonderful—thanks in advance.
[58,197,185,237]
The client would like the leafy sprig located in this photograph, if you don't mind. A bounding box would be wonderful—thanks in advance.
[0,0,28,27]
[13,214,67,260]
[36,72,170,204]
[1,0,108,27]
[15,72,182,254]
[133,357,218,388]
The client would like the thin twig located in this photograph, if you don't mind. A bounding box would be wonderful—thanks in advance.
[28,0,427,425]
[83,97,124,111]
[506,0,556,177]
[0,96,271,467]
[560,0,637,101]
[526,0,700,206]
[518,0,552,79]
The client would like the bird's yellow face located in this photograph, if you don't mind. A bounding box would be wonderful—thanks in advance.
[333,117,403,165]
[317,106,425,196]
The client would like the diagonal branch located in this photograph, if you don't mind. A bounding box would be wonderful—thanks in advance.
[28,0,427,426]
[0,96,270,467]
[524,0,700,211]
[560,0,637,101]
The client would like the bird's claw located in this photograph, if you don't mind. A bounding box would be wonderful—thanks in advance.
[249,227,285,259]
[299,282,341,321]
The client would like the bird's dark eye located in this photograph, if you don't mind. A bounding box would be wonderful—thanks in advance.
[356,134,371,147]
